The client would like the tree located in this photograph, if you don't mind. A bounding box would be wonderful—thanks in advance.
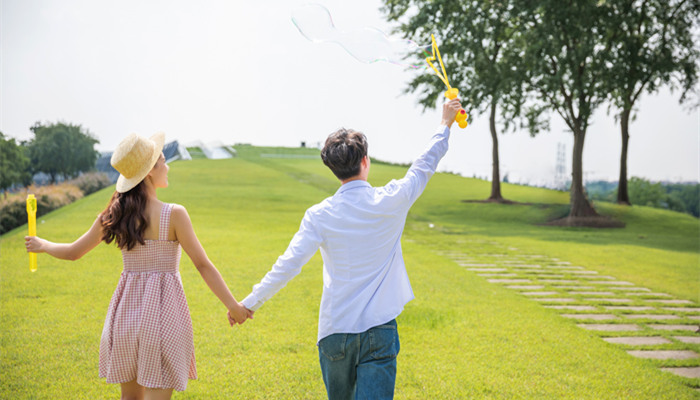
[602,0,699,205]
[520,0,613,220]
[627,176,665,207]
[0,132,31,197]
[26,122,99,183]
[383,0,528,202]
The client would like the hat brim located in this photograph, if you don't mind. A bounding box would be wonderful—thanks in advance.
[115,132,166,193]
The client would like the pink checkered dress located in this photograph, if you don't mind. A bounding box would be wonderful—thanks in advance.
[99,203,197,391]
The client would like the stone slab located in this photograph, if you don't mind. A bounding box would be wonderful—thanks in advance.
[584,298,633,303]
[648,324,699,331]
[627,350,698,360]
[459,263,497,267]
[522,273,565,278]
[478,273,518,277]
[673,336,700,344]
[627,293,673,297]
[577,324,641,331]
[568,270,598,275]
[487,279,531,284]
[532,298,576,303]
[624,314,680,320]
[646,299,693,304]
[661,367,700,378]
[603,336,671,345]
[545,305,597,311]
[611,287,651,292]
[467,268,507,272]
[506,285,545,290]
[506,264,541,268]
[581,275,617,280]
[604,306,655,311]
[561,314,618,320]
[539,280,579,284]
[522,291,560,296]
[589,281,635,286]
[689,316,700,320]
[569,291,616,296]
[663,307,700,313]
[502,261,538,265]
[554,286,595,290]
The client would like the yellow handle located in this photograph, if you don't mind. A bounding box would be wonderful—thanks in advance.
[26,194,37,272]
[444,88,468,128]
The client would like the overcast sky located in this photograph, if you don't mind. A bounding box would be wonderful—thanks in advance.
[2,0,698,185]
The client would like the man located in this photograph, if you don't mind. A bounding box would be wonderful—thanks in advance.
[240,98,463,399]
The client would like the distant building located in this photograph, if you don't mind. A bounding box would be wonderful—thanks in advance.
[184,140,237,159]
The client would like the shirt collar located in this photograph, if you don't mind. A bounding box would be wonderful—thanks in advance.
[336,179,371,195]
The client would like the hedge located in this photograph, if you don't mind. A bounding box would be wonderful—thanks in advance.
[0,172,111,235]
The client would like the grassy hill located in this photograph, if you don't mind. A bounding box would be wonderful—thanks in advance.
[1,148,698,399]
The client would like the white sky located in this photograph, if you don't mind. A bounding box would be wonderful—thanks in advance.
[2,0,698,185]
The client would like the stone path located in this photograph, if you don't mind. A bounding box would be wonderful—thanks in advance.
[438,245,700,388]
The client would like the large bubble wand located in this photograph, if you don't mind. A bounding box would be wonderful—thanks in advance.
[425,34,468,128]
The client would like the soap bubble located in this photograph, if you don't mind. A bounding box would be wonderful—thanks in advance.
[291,3,430,68]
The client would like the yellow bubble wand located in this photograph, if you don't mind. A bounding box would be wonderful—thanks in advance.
[26,194,37,272]
[425,34,468,128]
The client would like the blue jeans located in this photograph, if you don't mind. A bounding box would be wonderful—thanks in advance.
[318,319,400,400]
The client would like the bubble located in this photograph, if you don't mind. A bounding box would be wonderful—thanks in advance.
[291,3,430,69]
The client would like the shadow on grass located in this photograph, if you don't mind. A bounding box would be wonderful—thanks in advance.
[462,199,626,228]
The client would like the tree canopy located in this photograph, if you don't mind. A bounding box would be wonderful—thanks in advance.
[0,132,31,195]
[600,0,699,204]
[26,122,99,183]
[383,0,529,202]
[383,0,699,223]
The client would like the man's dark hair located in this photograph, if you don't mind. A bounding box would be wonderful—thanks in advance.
[321,128,368,180]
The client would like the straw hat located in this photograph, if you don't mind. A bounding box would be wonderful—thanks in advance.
[111,132,165,193]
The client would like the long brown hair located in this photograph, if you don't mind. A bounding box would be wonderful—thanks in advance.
[101,181,149,250]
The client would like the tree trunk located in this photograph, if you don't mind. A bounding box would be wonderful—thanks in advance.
[616,108,631,205]
[488,102,504,201]
[569,128,598,217]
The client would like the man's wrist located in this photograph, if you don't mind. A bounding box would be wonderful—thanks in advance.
[241,296,260,311]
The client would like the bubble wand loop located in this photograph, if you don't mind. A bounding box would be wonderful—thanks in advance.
[26,194,37,272]
[425,34,468,128]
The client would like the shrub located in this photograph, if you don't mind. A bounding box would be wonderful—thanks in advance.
[0,184,84,235]
[0,171,113,235]
[68,172,111,196]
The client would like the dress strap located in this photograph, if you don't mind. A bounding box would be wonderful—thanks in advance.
[159,203,174,241]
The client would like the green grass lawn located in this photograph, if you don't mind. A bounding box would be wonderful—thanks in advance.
[1,150,698,399]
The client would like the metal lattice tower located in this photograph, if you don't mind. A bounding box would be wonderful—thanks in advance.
[555,143,566,190]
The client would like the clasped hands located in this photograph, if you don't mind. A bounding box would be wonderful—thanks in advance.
[228,303,255,327]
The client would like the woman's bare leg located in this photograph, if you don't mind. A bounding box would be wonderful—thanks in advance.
[144,387,173,400]
[120,380,144,400]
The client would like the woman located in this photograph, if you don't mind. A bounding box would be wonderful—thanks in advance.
[25,132,250,399]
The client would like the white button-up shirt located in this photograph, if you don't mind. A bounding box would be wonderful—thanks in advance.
[241,125,451,342]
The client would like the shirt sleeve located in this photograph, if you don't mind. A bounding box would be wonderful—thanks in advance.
[241,209,322,311]
[393,125,451,205]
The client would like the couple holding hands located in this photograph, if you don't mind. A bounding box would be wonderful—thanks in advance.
[24,98,463,400]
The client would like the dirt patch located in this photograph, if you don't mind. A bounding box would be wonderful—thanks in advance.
[462,199,534,206]
[542,216,625,228]
[461,199,625,228]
